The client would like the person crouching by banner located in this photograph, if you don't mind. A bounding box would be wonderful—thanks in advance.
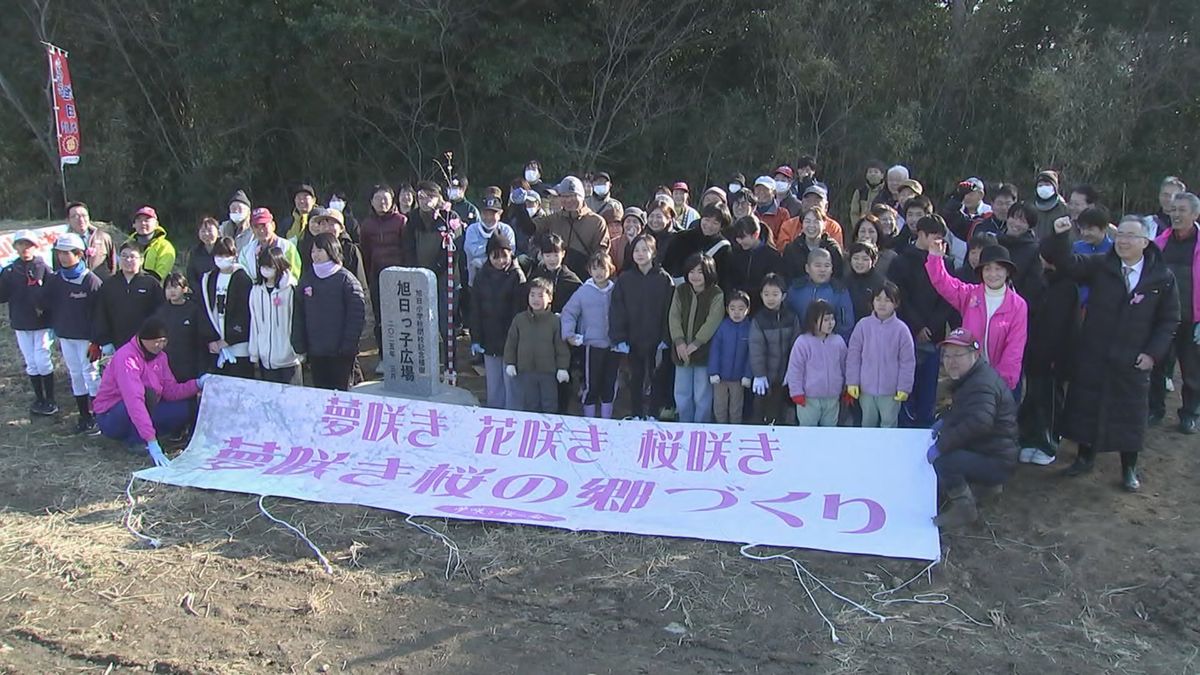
[200,237,255,379]
[926,328,1019,528]
[292,232,366,391]
[44,233,105,433]
[248,246,302,385]
[0,231,56,416]
[94,318,208,466]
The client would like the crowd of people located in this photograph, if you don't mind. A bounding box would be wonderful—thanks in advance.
[1,158,1196,527]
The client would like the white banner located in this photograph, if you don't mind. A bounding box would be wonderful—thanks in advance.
[0,224,68,267]
[137,377,941,561]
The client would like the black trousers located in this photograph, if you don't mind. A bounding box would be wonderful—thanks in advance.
[1018,372,1066,454]
[309,356,356,391]
[626,346,673,418]
[581,346,619,405]
[260,365,297,384]
[1150,327,1200,420]
[934,450,1013,492]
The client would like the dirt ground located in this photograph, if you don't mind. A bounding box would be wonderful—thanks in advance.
[1,318,1198,674]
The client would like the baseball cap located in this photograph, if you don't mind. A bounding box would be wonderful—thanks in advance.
[671,181,690,193]
[773,165,794,180]
[12,230,38,246]
[556,176,585,198]
[802,184,828,199]
[133,206,158,220]
[481,196,503,212]
[964,177,985,193]
[54,232,85,251]
[753,175,775,190]
[250,207,274,225]
[941,327,980,350]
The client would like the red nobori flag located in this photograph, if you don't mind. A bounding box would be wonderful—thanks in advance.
[45,44,81,167]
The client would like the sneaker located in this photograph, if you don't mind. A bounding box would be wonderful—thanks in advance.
[30,400,55,416]
[374,363,385,376]
[1180,417,1198,435]
[1165,378,1175,393]
[1027,449,1056,465]
[75,417,100,436]
[1018,447,1036,463]
[42,400,60,415]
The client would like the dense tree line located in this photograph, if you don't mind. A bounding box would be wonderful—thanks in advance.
[2,0,1197,233]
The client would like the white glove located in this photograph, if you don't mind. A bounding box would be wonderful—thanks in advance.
[568,334,584,346]
[752,376,769,396]
[505,365,517,378]
[101,343,116,357]
[741,377,753,388]
[556,369,569,384]
[709,374,721,384]
[196,373,211,390]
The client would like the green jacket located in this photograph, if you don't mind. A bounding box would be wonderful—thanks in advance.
[504,309,570,374]
[126,225,176,282]
[668,284,725,366]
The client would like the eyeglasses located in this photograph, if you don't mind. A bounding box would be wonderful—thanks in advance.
[941,350,976,362]
[1114,232,1148,241]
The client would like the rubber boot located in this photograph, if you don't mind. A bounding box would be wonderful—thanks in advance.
[74,395,98,435]
[581,404,598,418]
[600,402,614,419]
[933,484,978,528]
[41,374,59,415]
[29,376,46,415]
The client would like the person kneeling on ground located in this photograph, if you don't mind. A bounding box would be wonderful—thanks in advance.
[927,327,1019,528]
[93,317,209,466]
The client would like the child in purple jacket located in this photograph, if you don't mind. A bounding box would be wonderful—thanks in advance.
[846,282,916,427]
[786,299,848,427]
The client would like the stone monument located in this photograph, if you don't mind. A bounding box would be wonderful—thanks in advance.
[355,266,477,405]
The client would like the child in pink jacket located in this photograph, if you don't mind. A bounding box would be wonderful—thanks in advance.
[786,299,848,427]
[925,241,1028,393]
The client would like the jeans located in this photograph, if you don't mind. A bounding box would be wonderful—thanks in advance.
[861,394,900,428]
[97,398,191,445]
[674,365,713,423]
[902,344,940,428]
[933,449,1013,492]
[796,396,840,427]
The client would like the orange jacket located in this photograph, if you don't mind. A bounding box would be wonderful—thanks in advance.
[777,215,844,250]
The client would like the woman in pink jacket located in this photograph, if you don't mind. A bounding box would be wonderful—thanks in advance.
[925,241,1028,394]
[94,317,208,465]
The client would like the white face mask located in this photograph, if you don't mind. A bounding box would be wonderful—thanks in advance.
[1036,185,1056,200]
[229,210,247,224]
[329,199,346,212]
[526,206,539,217]
[593,183,610,197]
[261,267,277,280]
[774,180,791,194]
[448,188,463,201]
[728,183,741,194]
[214,256,236,272]
[524,169,540,183]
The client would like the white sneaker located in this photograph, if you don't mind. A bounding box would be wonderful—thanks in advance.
[1027,449,1056,465]
[1018,447,1036,463]
[1165,378,1175,393]
[374,363,385,375]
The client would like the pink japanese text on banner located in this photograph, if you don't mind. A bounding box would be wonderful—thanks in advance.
[137,376,941,561]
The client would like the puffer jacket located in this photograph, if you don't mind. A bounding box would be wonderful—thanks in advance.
[93,336,199,442]
[469,261,527,356]
[292,266,366,357]
[609,262,673,353]
[126,225,176,282]
[359,209,408,284]
[935,359,1019,464]
[707,317,752,382]
[749,305,799,385]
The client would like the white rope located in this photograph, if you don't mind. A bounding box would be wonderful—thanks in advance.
[740,544,890,643]
[871,559,992,626]
[257,495,333,574]
[123,474,162,549]
[405,515,462,579]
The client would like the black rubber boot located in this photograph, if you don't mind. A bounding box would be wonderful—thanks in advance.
[41,374,59,415]
[1064,445,1095,477]
[29,376,46,415]
[934,484,978,528]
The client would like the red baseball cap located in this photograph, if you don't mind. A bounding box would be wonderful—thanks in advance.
[671,181,689,193]
[133,206,157,220]
[773,165,794,180]
[250,207,274,225]
[940,327,980,350]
